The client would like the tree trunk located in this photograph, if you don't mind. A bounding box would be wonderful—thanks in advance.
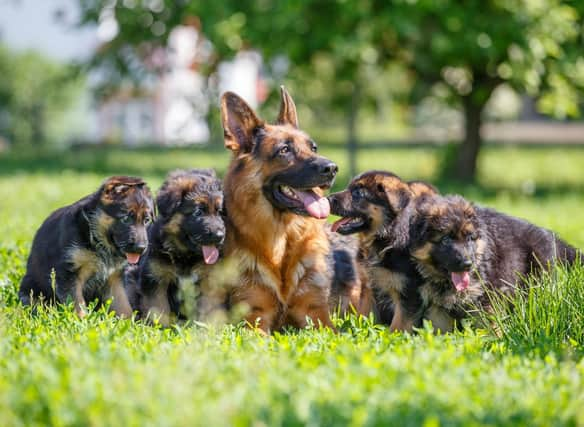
[452,95,486,182]
[347,83,360,178]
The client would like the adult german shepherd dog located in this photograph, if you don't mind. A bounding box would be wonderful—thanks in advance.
[19,176,154,317]
[410,194,582,332]
[125,169,226,325]
[221,87,338,333]
[328,171,437,331]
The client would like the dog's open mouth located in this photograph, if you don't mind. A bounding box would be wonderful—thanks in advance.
[450,271,471,292]
[274,184,330,219]
[125,253,141,264]
[202,245,220,265]
[331,216,368,234]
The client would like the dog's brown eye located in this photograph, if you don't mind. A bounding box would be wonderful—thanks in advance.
[144,217,152,225]
[279,146,291,155]
[441,235,452,244]
[310,143,318,153]
[120,215,133,225]
[193,207,204,217]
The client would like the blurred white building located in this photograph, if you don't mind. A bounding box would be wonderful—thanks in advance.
[96,21,265,146]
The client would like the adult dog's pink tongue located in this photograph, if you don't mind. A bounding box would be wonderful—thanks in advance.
[451,271,470,292]
[296,190,330,219]
[202,245,219,265]
[126,253,141,264]
[331,217,352,232]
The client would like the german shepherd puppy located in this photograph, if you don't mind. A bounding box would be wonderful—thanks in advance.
[410,194,582,332]
[221,87,338,333]
[125,169,226,326]
[328,171,438,331]
[19,176,154,317]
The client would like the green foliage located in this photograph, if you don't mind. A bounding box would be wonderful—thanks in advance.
[75,0,584,180]
[479,260,584,356]
[1,146,584,425]
[0,45,84,148]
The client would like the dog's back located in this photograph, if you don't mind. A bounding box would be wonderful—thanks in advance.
[477,207,580,287]
[20,194,96,305]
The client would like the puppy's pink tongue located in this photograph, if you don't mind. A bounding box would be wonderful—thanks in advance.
[296,190,330,219]
[451,271,470,292]
[202,245,219,265]
[126,253,141,264]
[331,217,352,233]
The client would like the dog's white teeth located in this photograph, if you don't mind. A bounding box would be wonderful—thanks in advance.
[281,186,297,199]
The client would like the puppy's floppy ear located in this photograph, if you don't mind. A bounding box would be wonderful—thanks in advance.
[276,86,298,128]
[156,187,182,219]
[101,176,145,201]
[221,91,265,153]
[376,182,412,213]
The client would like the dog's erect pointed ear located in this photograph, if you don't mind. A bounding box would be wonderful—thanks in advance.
[276,86,298,128]
[221,91,264,153]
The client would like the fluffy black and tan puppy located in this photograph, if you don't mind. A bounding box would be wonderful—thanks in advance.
[328,171,438,331]
[410,194,582,332]
[19,176,154,317]
[125,169,226,326]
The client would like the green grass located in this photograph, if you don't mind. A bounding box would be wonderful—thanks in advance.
[1,145,584,426]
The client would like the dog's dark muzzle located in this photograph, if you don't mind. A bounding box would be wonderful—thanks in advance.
[312,158,338,187]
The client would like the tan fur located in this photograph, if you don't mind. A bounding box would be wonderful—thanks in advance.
[66,246,128,318]
[412,243,433,262]
[425,304,455,333]
[388,292,414,332]
[68,248,99,316]
[106,271,133,318]
[370,266,407,295]
[93,212,116,253]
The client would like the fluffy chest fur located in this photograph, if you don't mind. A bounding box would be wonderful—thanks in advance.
[66,246,125,299]
[227,214,330,303]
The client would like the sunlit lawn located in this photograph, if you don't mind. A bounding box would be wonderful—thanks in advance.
[1,144,583,426]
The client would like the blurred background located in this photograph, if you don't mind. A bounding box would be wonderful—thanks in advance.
[0,0,583,184]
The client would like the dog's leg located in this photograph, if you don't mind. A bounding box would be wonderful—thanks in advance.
[231,283,280,334]
[141,284,172,327]
[389,303,415,332]
[287,284,335,330]
[72,271,93,318]
[425,304,454,333]
[106,271,133,318]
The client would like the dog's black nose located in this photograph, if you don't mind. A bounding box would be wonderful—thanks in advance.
[215,229,225,241]
[128,242,148,254]
[328,195,340,213]
[461,259,473,269]
[319,161,338,177]
[205,229,225,245]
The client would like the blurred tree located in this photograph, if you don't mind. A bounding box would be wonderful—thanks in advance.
[378,0,584,180]
[77,0,584,181]
[77,1,409,177]
[0,45,82,148]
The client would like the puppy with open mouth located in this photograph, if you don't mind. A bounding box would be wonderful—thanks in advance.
[328,171,438,331]
[125,169,226,326]
[410,194,582,332]
[20,176,154,318]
